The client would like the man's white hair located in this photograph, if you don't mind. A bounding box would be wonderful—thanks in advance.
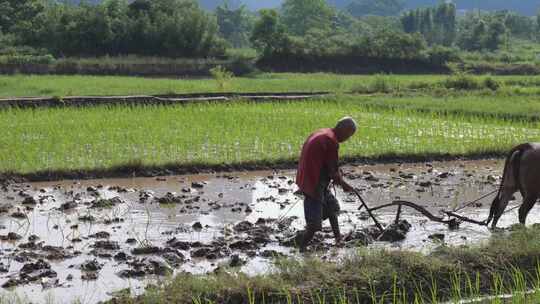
[335,116,357,131]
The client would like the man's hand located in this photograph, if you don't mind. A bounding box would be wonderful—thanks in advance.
[341,181,354,193]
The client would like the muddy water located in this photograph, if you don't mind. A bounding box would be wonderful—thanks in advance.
[0,159,537,303]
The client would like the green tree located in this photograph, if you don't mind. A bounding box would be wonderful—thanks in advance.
[0,0,46,33]
[457,13,507,51]
[216,1,254,48]
[537,12,540,41]
[19,0,225,58]
[280,0,335,36]
[485,19,508,51]
[250,9,290,57]
[504,11,535,39]
[401,3,456,46]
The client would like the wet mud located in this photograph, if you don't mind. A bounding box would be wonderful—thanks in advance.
[0,159,535,303]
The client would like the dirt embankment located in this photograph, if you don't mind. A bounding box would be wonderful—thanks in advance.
[0,59,255,77]
[0,153,508,183]
[0,92,329,110]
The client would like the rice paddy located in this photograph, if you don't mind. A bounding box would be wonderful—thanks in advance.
[1,97,539,174]
[3,73,540,98]
[2,73,540,304]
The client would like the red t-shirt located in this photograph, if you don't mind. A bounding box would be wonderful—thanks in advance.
[296,128,339,199]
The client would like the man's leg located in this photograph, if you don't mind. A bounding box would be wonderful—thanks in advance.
[328,214,341,242]
[323,191,342,243]
[300,196,323,252]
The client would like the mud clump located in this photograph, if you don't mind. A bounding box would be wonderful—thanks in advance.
[89,231,111,239]
[118,259,172,278]
[191,182,205,189]
[229,254,246,267]
[81,259,103,272]
[260,250,286,259]
[233,221,253,232]
[344,230,373,246]
[78,215,96,222]
[166,238,191,250]
[114,252,129,261]
[81,272,99,281]
[192,222,203,230]
[190,246,229,260]
[428,233,445,242]
[132,246,162,255]
[90,197,122,209]
[10,211,26,219]
[21,197,37,205]
[0,204,11,213]
[93,240,120,250]
[229,240,258,251]
[0,232,22,241]
[156,192,186,204]
[43,245,72,260]
[60,201,78,211]
[3,259,58,288]
[377,220,412,242]
[162,250,185,266]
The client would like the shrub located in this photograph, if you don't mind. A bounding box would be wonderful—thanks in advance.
[443,73,480,90]
[0,54,55,65]
[210,65,234,90]
[426,46,461,66]
[482,76,501,91]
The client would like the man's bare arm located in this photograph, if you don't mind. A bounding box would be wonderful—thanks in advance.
[328,162,354,192]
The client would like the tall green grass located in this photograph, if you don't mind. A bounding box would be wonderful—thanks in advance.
[0,98,539,174]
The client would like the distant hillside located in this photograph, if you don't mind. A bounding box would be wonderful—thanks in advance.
[406,0,540,15]
[205,0,540,15]
[65,0,540,15]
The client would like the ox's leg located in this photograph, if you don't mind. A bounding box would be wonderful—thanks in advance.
[491,189,515,229]
[519,195,538,225]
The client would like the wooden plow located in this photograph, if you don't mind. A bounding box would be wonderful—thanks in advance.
[352,189,492,233]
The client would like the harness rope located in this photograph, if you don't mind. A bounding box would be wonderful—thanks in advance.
[453,188,499,212]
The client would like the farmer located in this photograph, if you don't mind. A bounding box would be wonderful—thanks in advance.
[296,117,357,252]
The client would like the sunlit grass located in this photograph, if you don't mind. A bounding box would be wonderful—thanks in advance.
[0,97,539,173]
[358,94,540,121]
[4,73,540,98]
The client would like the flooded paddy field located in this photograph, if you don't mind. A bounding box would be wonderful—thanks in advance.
[0,159,535,303]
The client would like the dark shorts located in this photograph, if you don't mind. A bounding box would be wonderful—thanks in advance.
[304,190,340,231]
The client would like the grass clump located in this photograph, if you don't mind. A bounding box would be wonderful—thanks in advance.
[210,65,234,90]
[443,73,480,90]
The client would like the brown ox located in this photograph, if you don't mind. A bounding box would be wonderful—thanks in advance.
[487,143,540,229]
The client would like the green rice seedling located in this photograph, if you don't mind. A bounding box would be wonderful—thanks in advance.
[334,287,349,304]
[311,289,326,304]
[1,98,540,175]
[369,74,399,93]
[246,285,256,304]
[451,270,463,302]
[464,272,481,299]
[429,272,439,304]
